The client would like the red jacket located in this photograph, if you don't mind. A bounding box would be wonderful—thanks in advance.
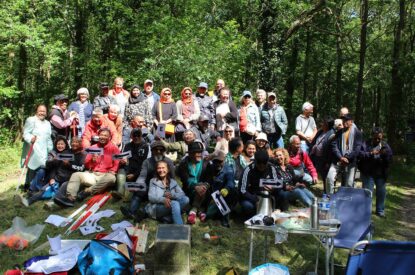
[289,150,318,180]
[85,142,120,173]
[82,118,118,148]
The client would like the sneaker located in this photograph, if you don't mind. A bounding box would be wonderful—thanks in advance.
[44,201,59,210]
[376,212,386,218]
[198,212,207,222]
[54,195,75,207]
[187,211,197,224]
[120,206,134,220]
[134,208,148,223]
[111,191,123,201]
[221,215,230,228]
[76,190,91,202]
[15,194,29,207]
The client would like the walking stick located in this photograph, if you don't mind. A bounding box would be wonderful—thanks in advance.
[61,193,105,227]
[15,141,35,193]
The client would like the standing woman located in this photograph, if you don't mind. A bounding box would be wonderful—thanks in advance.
[176,87,200,129]
[145,161,189,224]
[21,105,54,191]
[49,94,78,140]
[152,88,178,141]
[68,88,93,137]
[109,77,130,118]
[238,90,261,143]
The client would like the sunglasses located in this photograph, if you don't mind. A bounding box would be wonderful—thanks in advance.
[225,130,233,133]
[185,93,192,96]
[164,93,171,96]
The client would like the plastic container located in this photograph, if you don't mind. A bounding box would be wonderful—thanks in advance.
[318,194,330,221]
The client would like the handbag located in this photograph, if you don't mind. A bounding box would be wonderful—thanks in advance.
[159,102,175,135]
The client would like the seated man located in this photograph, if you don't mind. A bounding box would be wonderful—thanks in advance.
[190,114,220,151]
[224,137,247,187]
[200,151,235,227]
[104,104,122,146]
[120,141,174,221]
[115,128,149,200]
[161,129,197,161]
[287,135,318,186]
[177,141,209,224]
[82,108,118,148]
[54,128,120,207]
[239,150,283,219]
[122,115,153,145]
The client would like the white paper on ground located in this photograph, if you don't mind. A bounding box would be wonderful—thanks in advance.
[111,220,134,231]
[26,246,82,274]
[45,215,72,227]
[47,234,61,253]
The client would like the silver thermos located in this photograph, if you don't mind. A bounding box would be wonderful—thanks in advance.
[311,197,319,229]
[257,191,273,216]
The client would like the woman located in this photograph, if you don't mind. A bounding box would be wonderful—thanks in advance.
[274,148,315,210]
[152,88,178,141]
[238,90,261,143]
[49,94,77,140]
[242,140,256,165]
[21,104,54,191]
[124,85,153,127]
[109,77,130,118]
[213,124,234,155]
[145,161,189,224]
[255,132,273,156]
[68,88,94,137]
[176,87,200,129]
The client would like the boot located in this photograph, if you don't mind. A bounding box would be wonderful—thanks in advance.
[221,214,230,228]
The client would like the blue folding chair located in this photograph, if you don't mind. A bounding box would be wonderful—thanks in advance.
[345,240,415,275]
[315,187,373,274]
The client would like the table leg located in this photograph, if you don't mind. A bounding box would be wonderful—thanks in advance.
[325,238,330,275]
[249,229,254,271]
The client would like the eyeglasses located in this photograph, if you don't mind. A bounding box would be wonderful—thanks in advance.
[185,93,192,96]
[164,93,171,96]
[225,130,233,133]
[153,148,165,152]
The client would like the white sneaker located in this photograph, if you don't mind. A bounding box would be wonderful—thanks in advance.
[15,194,29,207]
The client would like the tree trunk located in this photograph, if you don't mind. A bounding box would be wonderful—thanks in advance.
[73,0,90,90]
[258,0,274,92]
[355,0,368,125]
[285,37,299,121]
[388,0,406,146]
[302,28,311,102]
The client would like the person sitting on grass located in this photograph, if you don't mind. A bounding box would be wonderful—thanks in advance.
[145,161,189,224]
[177,141,209,224]
[54,128,120,207]
[120,141,175,222]
[201,151,235,227]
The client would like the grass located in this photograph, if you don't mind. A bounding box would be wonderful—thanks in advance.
[0,150,414,274]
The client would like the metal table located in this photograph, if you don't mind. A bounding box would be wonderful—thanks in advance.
[246,223,340,275]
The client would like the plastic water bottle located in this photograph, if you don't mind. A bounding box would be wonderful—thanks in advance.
[318,194,330,221]
[329,198,338,228]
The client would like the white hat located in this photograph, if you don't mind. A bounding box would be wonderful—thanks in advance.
[255,132,268,142]
[144,79,153,85]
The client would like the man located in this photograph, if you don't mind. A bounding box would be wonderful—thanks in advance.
[287,135,318,186]
[295,102,317,153]
[82,108,117,148]
[195,82,215,128]
[191,114,220,151]
[326,114,363,194]
[121,141,175,220]
[358,127,393,217]
[177,141,209,224]
[239,150,282,218]
[104,104,122,146]
[260,92,288,148]
[213,87,238,133]
[211,79,225,101]
[161,129,196,160]
[122,115,154,145]
[21,105,54,191]
[255,89,267,111]
[93,83,117,114]
[116,128,149,200]
[49,94,77,140]
[224,137,247,185]
[200,151,235,227]
[142,79,160,110]
[54,128,120,207]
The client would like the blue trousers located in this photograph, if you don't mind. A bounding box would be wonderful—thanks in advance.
[154,196,189,224]
[361,174,386,215]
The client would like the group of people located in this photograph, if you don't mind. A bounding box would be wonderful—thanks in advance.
[18,77,392,228]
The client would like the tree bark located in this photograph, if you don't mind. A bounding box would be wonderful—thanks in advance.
[258,0,275,92]
[285,37,299,121]
[302,28,311,102]
[388,0,406,146]
[355,0,368,125]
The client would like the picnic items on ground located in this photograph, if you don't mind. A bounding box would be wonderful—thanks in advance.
[249,263,290,275]
[0,217,45,250]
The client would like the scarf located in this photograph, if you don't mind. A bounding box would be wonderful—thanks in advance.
[129,93,143,104]
[78,100,88,132]
[341,124,356,156]
[160,88,174,104]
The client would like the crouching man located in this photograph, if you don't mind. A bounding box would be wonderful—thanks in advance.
[54,128,120,207]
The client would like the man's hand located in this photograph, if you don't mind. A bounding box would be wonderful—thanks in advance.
[164,198,171,208]
[92,155,98,162]
[49,179,56,185]
[31,136,37,144]
[340,157,349,165]
[194,185,207,197]
[312,178,318,185]
[62,160,70,166]
[126,174,135,181]
[119,158,128,165]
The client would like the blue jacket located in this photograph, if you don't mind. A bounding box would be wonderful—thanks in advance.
[200,163,235,192]
[358,139,393,179]
[68,101,93,124]
[331,126,363,165]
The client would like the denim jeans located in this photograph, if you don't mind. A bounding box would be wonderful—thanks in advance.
[286,187,315,207]
[129,192,146,213]
[276,136,285,149]
[326,163,356,194]
[154,196,189,224]
[361,174,386,214]
[293,169,313,186]
[300,141,309,153]
[30,168,46,192]
[240,199,256,218]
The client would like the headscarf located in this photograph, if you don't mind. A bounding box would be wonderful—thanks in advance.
[160,88,174,104]
[181,87,194,118]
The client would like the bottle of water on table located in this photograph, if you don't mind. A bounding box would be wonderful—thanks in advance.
[318,194,330,222]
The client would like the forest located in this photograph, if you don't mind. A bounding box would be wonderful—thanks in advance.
[1,0,414,150]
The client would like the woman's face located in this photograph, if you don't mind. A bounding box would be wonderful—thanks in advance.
[243,96,251,105]
[162,90,172,100]
[79,93,88,103]
[220,90,229,102]
[184,89,192,99]
[56,140,67,152]
[246,144,256,157]
[132,88,140,97]
[156,162,169,178]
[36,106,47,120]
[256,139,267,148]
[275,151,285,165]
[71,139,81,151]
[58,100,69,111]
[115,80,123,89]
